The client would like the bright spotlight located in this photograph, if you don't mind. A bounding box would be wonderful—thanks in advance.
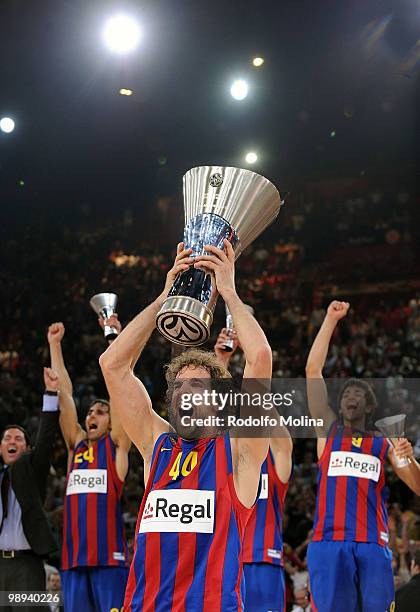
[245,152,258,164]
[252,57,264,67]
[0,117,15,133]
[230,79,248,100]
[103,15,141,54]
[119,88,133,96]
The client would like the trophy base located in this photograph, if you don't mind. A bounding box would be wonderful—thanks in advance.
[156,296,213,346]
[104,325,119,341]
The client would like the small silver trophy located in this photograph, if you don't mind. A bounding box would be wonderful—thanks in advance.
[156,166,282,346]
[90,293,119,340]
[223,303,254,351]
[375,414,410,467]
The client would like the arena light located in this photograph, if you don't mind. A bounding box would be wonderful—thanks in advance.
[230,79,248,100]
[0,117,15,133]
[252,57,264,67]
[103,15,141,54]
[245,151,258,164]
[119,88,133,96]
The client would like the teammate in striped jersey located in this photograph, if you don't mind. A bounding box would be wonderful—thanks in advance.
[305,300,420,612]
[100,240,273,611]
[47,320,131,612]
[214,328,293,612]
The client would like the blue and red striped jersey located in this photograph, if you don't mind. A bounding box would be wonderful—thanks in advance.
[124,433,253,612]
[62,433,128,569]
[312,423,390,547]
[243,450,288,566]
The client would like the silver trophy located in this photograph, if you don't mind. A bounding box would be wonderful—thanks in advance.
[156,166,282,346]
[89,293,119,340]
[375,414,410,467]
[223,303,255,351]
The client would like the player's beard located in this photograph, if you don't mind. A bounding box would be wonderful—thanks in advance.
[167,397,221,440]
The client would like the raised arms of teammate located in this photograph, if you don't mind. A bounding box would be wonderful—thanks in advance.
[306,301,349,457]
[99,244,194,478]
[48,320,131,465]
[195,240,272,506]
[47,322,84,451]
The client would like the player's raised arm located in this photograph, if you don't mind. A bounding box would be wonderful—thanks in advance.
[99,243,194,467]
[194,240,272,505]
[98,313,131,454]
[269,426,293,484]
[47,322,84,450]
[306,301,349,451]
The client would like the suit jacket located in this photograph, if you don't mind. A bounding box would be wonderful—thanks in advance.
[396,574,420,612]
[3,410,59,556]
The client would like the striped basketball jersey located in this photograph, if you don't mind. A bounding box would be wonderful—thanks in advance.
[243,450,288,566]
[124,433,253,612]
[62,433,128,569]
[312,423,390,546]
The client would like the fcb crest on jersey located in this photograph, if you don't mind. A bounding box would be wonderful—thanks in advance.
[352,435,363,448]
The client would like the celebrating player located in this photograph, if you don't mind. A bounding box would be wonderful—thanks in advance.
[0,368,60,608]
[305,300,420,612]
[47,320,131,612]
[100,240,273,611]
[215,327,293,612]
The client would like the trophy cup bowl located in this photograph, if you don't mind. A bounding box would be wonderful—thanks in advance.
[375,414,409,467]
[90,293,119,340]
[156,166,282,346]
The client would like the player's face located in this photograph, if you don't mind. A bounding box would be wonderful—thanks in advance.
[0,428,28,464]
[85,403,111,441]
[169,365,219,440]
[340,385,369,424]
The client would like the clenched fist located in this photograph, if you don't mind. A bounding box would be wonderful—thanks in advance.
[43,367,59,392]
[326,301,350,322]
[98,313,122,335]
[393,438,414,462]
[48,322,65,344]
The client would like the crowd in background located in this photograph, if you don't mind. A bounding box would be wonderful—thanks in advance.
[1,174,420,609]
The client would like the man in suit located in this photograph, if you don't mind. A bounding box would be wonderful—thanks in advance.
[0,367,60,611]
[396,549,420,612]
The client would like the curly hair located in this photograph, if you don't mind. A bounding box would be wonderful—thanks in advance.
[165,349,231,387]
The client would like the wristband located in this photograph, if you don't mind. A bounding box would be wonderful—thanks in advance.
[44,390,58,396]
[42,393,59,412]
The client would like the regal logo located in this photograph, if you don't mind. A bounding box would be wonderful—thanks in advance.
[328,451,381,482]
[139,489,215,533]
[66,469,107,494]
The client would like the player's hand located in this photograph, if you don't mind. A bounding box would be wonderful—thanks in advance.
[44,367,59,392]
[47,322,65,344]
[98,313,122,335]
[326,301,350,322]
[393,438,414,461]
[160,242,194,299]
[214,327,240,367]
[193,239,236,299]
